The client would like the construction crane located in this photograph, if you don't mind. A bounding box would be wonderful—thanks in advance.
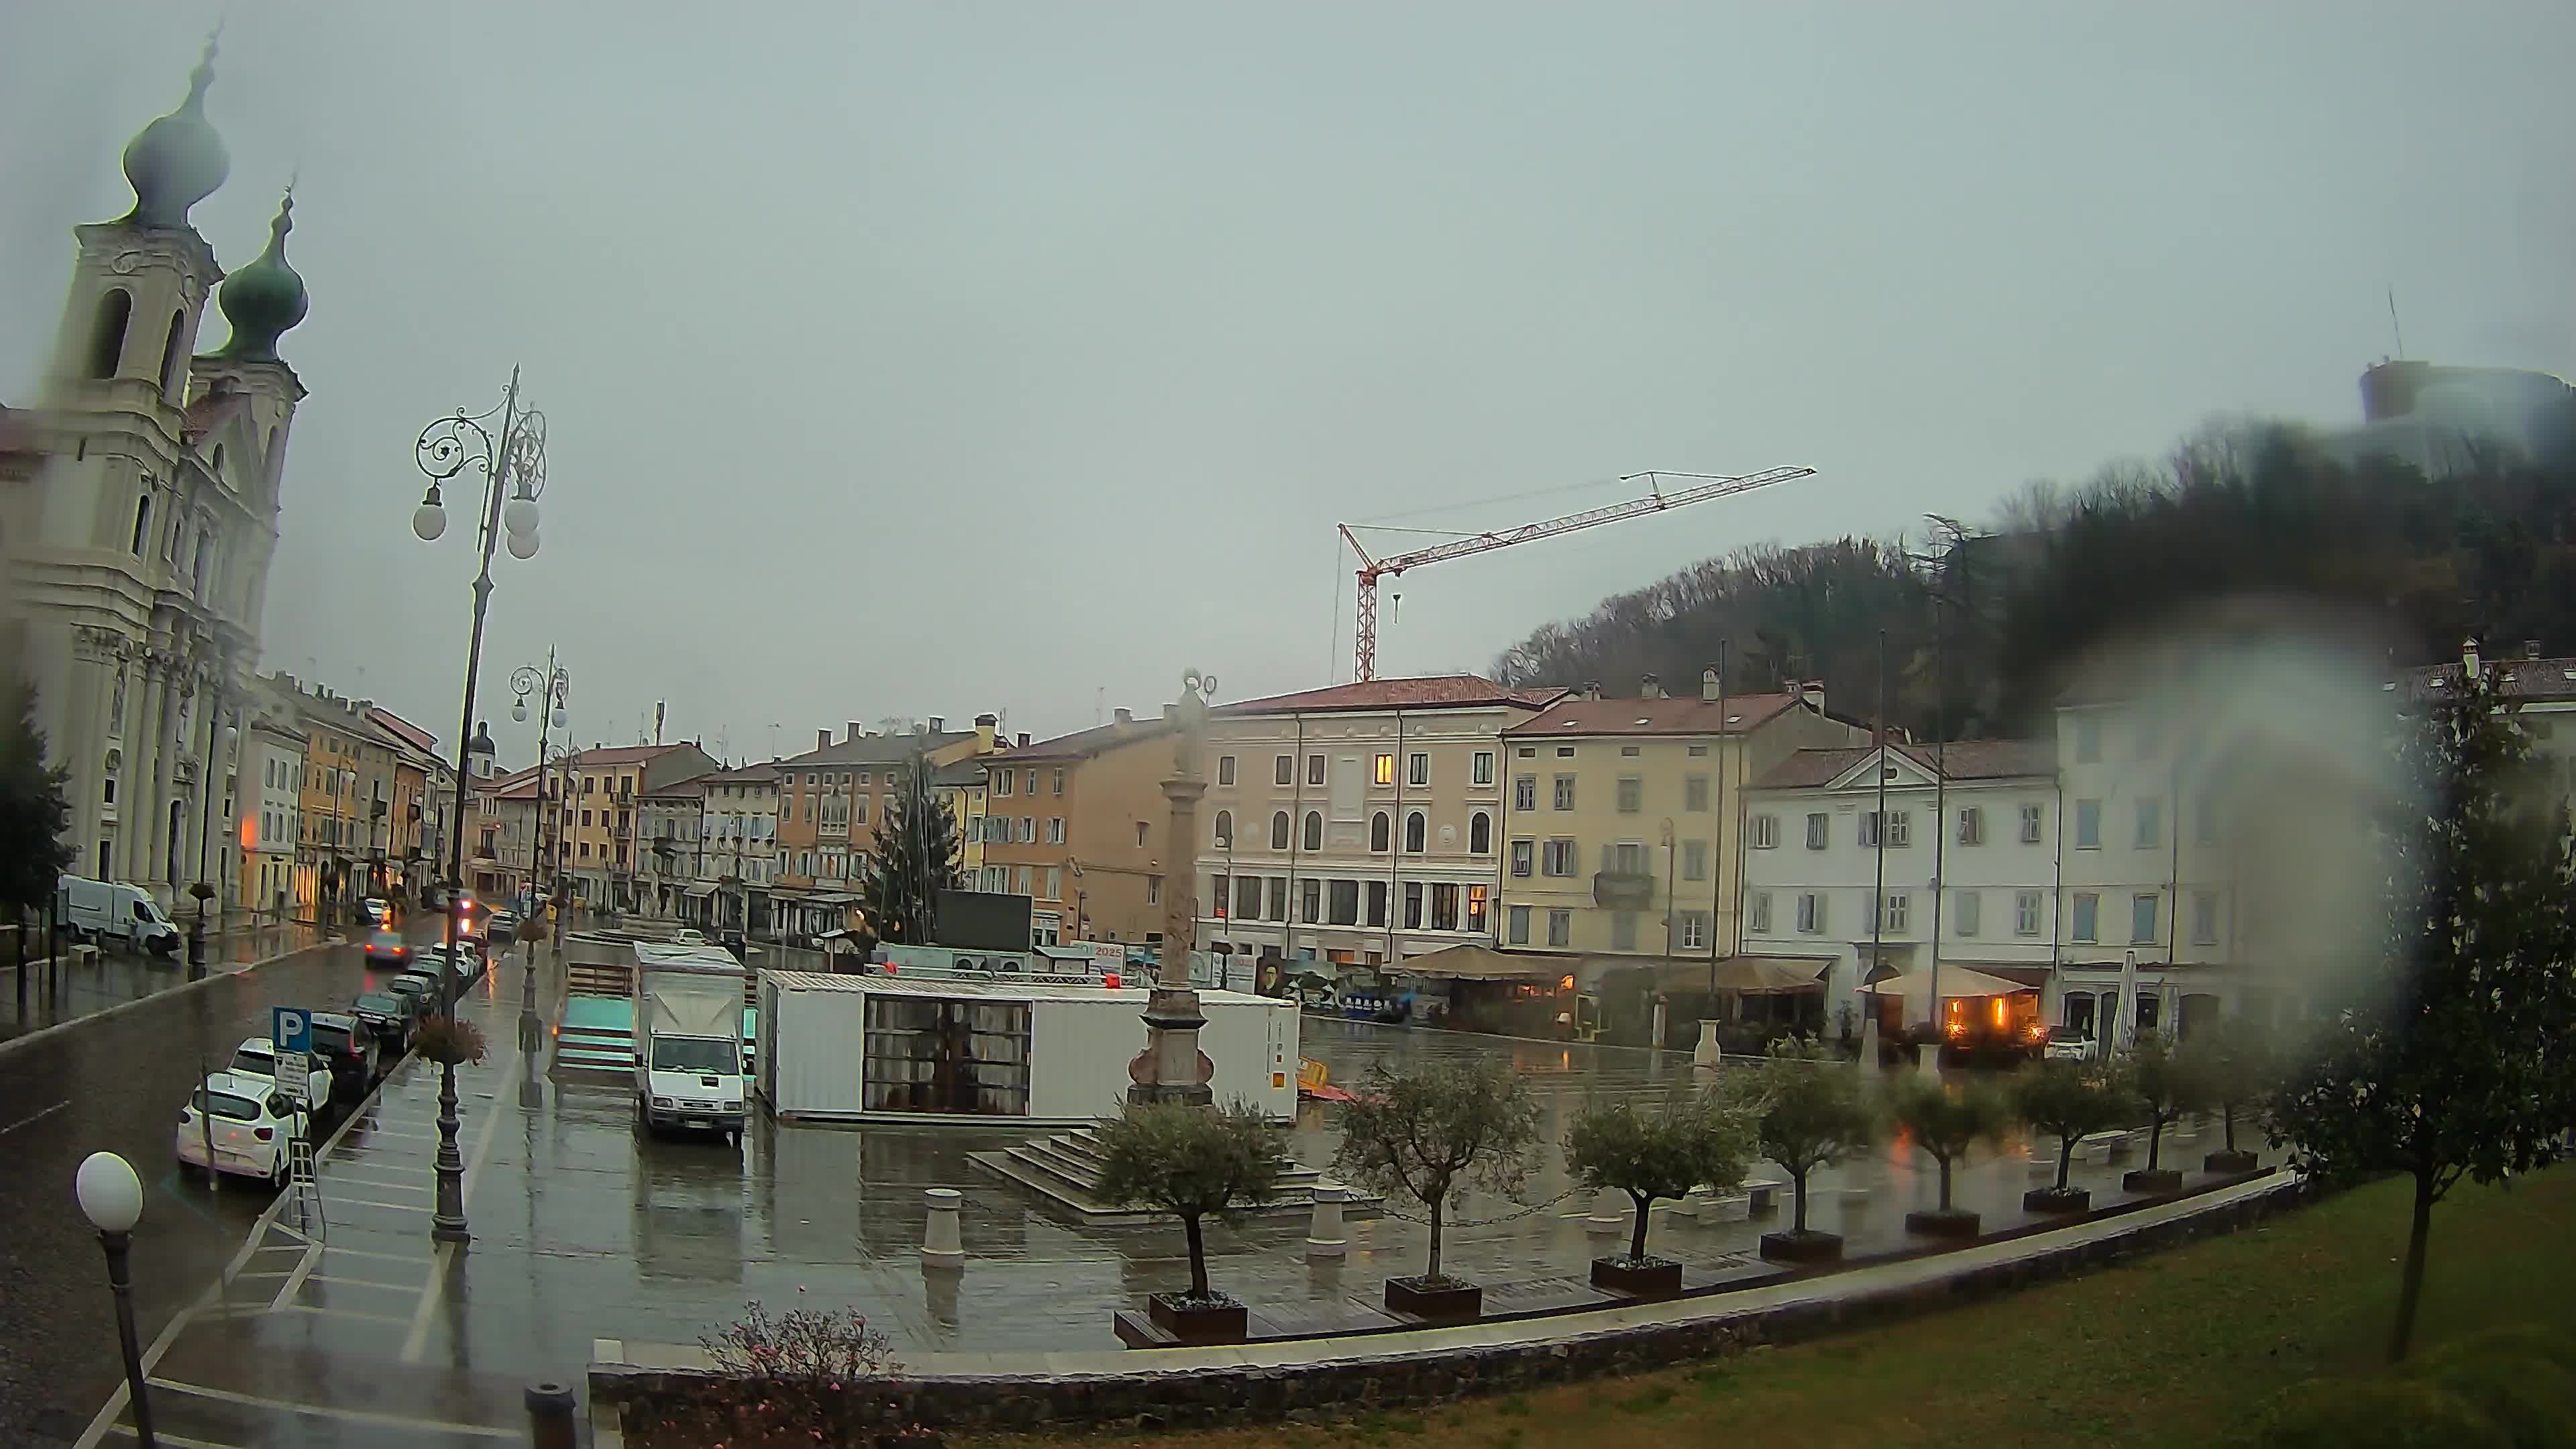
[1338,467,1816,682]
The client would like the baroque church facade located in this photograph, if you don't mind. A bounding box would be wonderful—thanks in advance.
[3,38,312,906]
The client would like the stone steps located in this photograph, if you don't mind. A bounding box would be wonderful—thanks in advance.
[967,1126,1377,1226]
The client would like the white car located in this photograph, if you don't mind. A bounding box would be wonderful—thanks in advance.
[415,945,483,987]
[177,1071,308,1185]
[228,1036,332,1114]
[672,928,706,946]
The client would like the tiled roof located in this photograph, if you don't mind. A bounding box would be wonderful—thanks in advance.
[994,719,1171,761]
[363,706,439,758]
[2399,655,2576,704]
[776,731,977,767]
[1755,739,2057,790]
[568,743,692,768]
[639,774,713,798]
[930,759,990,788]
[181,387,248,445]
[698,762,784,785]
[1218,675,1564,716]
[1503,693,1802,738]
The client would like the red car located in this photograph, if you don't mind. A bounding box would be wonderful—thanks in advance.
[362,930,411,967]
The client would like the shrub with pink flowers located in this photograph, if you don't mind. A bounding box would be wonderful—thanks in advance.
[638,1291,930,1447]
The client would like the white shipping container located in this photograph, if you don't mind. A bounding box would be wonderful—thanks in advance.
[756,971,1297,1125]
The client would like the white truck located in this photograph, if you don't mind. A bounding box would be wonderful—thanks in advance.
[633,943,749,1146]
[58,875,180,953]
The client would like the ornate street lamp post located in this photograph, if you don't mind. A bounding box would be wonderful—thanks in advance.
[1127,669,1217,1108]
[511,654,568,1061]
[186,712,238,980]
[410,368,548,1244]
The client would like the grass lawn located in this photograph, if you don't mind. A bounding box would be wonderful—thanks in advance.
[980,1167,2576,1449]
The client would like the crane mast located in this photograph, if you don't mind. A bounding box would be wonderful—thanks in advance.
[1340,466,1815,682]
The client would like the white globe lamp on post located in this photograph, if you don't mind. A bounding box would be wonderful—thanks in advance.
[76,1151,156,1448]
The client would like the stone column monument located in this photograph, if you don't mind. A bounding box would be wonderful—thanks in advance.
[1128,668,1218,1108]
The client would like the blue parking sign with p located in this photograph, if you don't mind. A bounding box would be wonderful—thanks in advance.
[272,1006,310,1055]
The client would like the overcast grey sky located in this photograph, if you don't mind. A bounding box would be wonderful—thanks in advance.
[5,2,2570,760]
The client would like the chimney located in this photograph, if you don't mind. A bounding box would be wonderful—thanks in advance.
[1016,732,1031,747]
[1701,666,1721,702]
[1640,673,1662,699]
[1801,679,1827,714]
[817,728,831,751]
[847,721,863,742]
[1114,707,1134,726]
[975,713,998,751]
[928,716,945,733]
[2526,640,2544,661]
[1583,680,1603,701]
[2463,637,2482,680]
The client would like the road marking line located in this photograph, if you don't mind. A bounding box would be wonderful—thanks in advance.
[326,1161,433,1176]
[144,1378,520,1438]
[310,1273,421,1292]
[332,1197,433,1214]
[325,1173,431,1193]
[264,1303,414,1325]
[0,1099,69,1135]
[320,1244,433,1265]
[105,1426,244,1449]
[225,1269,292,1281]
[266,1242,322,1313]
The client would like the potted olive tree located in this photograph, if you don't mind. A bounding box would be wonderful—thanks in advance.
[2182,1016,2272,1174]
[1094,1099,1283,1344]
[1565,1080,1758,1297]
[1751,1036,1879,1264]
[1890,1074,2013,1238]
[2016,1057,2137,1214]
[1332,1057,1540,1320]
[2121,1031,2204,1195]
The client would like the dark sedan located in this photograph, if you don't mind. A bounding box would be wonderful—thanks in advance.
[362,930,413,968]
[352,989,417,1056]
[307,1011,380,1099]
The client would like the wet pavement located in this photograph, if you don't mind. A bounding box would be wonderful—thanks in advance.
[2,922,322,1043]
[60,962,2271,1447]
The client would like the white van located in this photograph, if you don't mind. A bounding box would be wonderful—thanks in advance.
[58,875,180,953]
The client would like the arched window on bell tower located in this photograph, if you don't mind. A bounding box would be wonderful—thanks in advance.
[156,309,188,398]
[89,290,133,378]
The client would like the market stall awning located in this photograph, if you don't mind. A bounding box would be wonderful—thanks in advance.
[1713,955,1835,993]
[1397,944,1569,981]
[1861,965,2032,1000]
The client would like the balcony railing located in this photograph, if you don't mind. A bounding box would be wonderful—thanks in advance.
[1593,871,1656,909]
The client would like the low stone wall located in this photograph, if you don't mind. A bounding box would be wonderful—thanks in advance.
[594,1174,2308,1436]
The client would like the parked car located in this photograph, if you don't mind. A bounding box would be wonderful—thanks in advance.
[307,1010,381,1095]
[415,945,482,988]
[352,989,417,1056]
[228,1036,331,1115]
[672,928,707,946]
[362,930,413,969]
[176,1071,307,1185]
[388,971,443,1011]
[56,874,180,954]
[486,910,521,944]
[361,897,392,928]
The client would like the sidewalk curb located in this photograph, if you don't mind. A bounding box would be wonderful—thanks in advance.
[0,932,341,1060]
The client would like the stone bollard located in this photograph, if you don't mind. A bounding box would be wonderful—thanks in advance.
[1693,1019,1723,1069]
[921,1187,965,1267]
[525,1382,577,1449]
[1585,1187,1626,1234]
[1304,1181,1348,1257]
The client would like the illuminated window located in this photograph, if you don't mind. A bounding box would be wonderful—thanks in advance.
[1373,754,1395,786]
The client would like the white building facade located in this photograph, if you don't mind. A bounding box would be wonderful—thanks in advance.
[1738,741,2061,1029]
[3,45,311,908]
[696,764,781,933]
[240,712,303,917]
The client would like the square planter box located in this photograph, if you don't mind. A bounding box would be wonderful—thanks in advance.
[1146,1292,1248,1345]
[1758,1229,1844,1264]
[1385,1276,1483,1321]
[2122,1168,2184,1195]
[1904,1208,1982,1239]
[2204,1148,2259,1175]
[1590,1255,1684,1299]
[2023,1187,2091,1215]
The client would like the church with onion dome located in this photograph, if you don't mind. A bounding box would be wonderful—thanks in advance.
[2,33,314,907]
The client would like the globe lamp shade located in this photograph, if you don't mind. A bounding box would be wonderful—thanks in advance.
[506,529,539,561]
[503,496,540,537]
[412,500,447,542]
[76,1151,144,1234]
